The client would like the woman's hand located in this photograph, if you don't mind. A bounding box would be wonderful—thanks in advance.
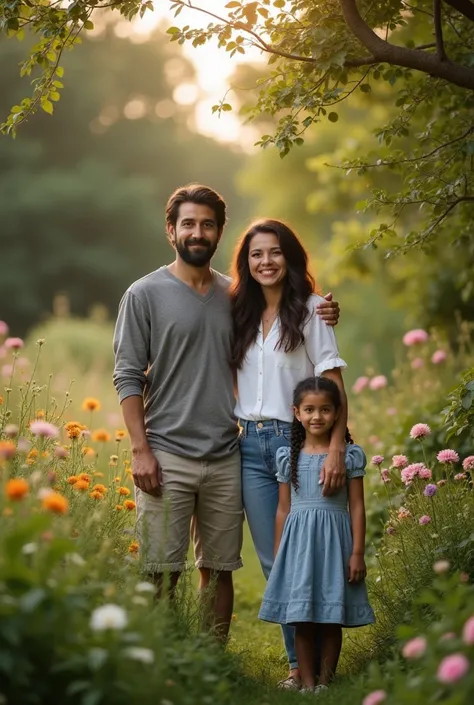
[316,292,340,326]
[348,553,367,583]
[320,449,346,496]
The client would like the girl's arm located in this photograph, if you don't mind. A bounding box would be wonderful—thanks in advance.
[274,483,291,557]
[348,477,367,583]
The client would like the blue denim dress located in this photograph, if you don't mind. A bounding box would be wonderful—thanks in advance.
[259,445,375,627]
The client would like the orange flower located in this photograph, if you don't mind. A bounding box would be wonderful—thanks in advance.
[115,429,127,441]
[124,500,136,511]
[89,490,104,500]
[5,478,29,501]
[118,486,131,496]
[66,475,79,485]
[92,429,111,443]
[114,477,121,483]
[128,541,139,553]
[93,471,104,478]
[26,448,38,465]
[65,421,87,440]
[82,397,101,412]
[92,484,107,494]
[36,409,45,419]
[42,492,69,514]
[0,440,16,460]
[115,504,124,511]
[0,396,3,405]
[81,446,96,458]
[73,479,90,491]
[78,473,91,482]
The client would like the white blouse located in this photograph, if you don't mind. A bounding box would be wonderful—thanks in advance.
[234,294,346,423]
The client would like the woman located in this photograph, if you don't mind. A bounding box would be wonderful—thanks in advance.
[230,219,348,689]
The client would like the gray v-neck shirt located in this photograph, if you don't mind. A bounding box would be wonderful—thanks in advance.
[113,267,238,459]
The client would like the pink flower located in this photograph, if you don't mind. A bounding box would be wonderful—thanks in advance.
[418,467,432,480]
[372,455,384,467]
[437,479,446,487]
[386,407,398,416]
[462,456,474,472]
[432,350,447,364]
[0,321,8,336]
[403,329,429,346]
[402,636,427,659]
[1,364,13,378]
[4,424,19,438]
[54,446,69,459]
[4,337,24,350]
[398,507,411,519]
[411,357,424,370]
[437,449,459,464]
[362,691,386,705]
[391,454,408,469]
[454,473,466,481]
[433,560,450,574]
[369,375,387,390]
[29,421,59,439]
[410,423,431,440]
[401,462,425,484]
[352,376,369,394]
[437,654,470,684]
[381,469,391,483]
[462,616,474,646]
[419,515,431,525]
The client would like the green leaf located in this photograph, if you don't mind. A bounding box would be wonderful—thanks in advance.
[328,112,339,123]
[166,27,181,34]
[41,100,54,115]
[221,103,233,111]
[84,21,94,30]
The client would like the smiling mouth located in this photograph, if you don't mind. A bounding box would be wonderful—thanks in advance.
[259,269,278,275]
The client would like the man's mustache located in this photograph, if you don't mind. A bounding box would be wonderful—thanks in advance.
[185,238,211,248]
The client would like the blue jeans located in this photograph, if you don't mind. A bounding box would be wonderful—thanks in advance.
[239,418,297,669]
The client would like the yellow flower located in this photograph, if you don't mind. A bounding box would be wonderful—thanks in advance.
[115,504,124,511]
[92,484,107,494]
[73,479,90,491]
[89,490,104,500]
[0,440,16,460]
[91,429,111,443]
[82,397,101,412]
[118,486,131,496]
[66,475,79,485]
[128,541,139,553]
[124,499,136,511]
[114,477,121,483]
[5,478,29,501]
[42,492,69,514]
[78,473,91,482]
[115,429,127,441]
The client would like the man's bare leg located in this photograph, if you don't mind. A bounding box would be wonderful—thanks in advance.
[198,568,234,642]
[150,571,181,601]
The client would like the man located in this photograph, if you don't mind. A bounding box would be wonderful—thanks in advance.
[113,184,340,640]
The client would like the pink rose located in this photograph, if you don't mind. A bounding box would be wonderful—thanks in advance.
[403,329,429,346]
[402,636,427,659]
[431,350,447,364]
[437,654,470,683]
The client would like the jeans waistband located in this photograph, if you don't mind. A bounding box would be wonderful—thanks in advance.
[238,418,291,438]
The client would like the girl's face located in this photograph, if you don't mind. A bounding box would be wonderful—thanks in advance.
[295,391,339,439]
[247,231,287,289]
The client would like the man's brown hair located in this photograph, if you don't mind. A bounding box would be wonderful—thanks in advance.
[165,184,227,231]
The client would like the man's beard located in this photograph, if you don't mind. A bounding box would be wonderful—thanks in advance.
[175,238,217,267]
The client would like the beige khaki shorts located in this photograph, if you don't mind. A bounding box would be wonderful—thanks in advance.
[135,449,243,573]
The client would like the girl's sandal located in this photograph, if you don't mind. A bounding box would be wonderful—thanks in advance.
[277,676,301,690]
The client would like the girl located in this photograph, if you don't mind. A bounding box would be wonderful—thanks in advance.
[259,376,375,694]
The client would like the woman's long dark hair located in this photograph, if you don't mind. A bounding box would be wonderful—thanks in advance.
[229,219,315,369]
[290,376,354,491]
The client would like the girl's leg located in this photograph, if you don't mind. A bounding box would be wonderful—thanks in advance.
[294,623,319,688]
[318,624,342,686]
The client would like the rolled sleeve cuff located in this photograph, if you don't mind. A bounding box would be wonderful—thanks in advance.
[314,357,347,376]
[117,382,144,403]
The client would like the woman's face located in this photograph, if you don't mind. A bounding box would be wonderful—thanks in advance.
[247,231,287,289]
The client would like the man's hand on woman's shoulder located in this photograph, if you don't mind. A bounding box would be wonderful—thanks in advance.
[316,292,340,327]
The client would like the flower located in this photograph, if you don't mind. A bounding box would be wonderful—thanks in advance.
[90,490,105,500]
[418,467,432,480]
[42,492,69,514]
[0,321,9,336]
[123,646,154,664]
[29,420,59,438]
[419,515,431,525]
[437,479,446,487]
[4,424,18,438]
[92,429,111,443]
[371,455,384,466]
[454,473,466,481]
[362,691,386,705]
[65,421,87,439]
[36,409,45,419]
[81,446,96,458]
[118,486,131,496]
[403,329,429,346]
[66,475,78,485]
[411,357,424,369]
[352,376,369,394]
[73,480,90,491]
[115,429,127,441]
[381,469,391,483]
[0,440,16,460]
[90,604,128,631]
[5,478,29,500]
[432,349,447,364]
[369,375,387,390]
[386,407,397,416]
[391,454,408,469]
[462,616,474,645]
[433,560,450,574]
[135,581,156,593]
[115,504,124,511]
[401,463,426,484]
[437,449,459,464]
[386,526,395,535]
[82,397,101,412]
[410,423,431,439]
[437,654,470,683]
[78,473,91,482]
[109,454,119,466]
[398,507,411,520]
[92,484,107,494]
[124,499,136,511]
[4,337,24,349]
[463,456,474,472]
[128,541,139,553]
[402,636,427,659]
[424,484,437,497]
[54,446,68,459]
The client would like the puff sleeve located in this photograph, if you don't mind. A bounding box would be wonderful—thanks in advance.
[275,447,291,484]
[345,444,367,479]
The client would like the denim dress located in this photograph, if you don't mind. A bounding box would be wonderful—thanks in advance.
[259,445,375,627]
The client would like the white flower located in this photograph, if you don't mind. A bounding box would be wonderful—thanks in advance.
[132,596,148,607]
[22,543,37,555]
[135,581,156,593]
[66,553,86,566]
[123,647,154,664]
[90,604,128,631]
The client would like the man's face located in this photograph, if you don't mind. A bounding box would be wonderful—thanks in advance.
[168,202,221,267]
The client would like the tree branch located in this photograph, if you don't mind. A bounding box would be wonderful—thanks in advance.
[434,0,447,60]
[339,0,474,89]
[443,0,474,22]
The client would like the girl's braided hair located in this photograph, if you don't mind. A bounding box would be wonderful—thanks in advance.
[290,376,353,491]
